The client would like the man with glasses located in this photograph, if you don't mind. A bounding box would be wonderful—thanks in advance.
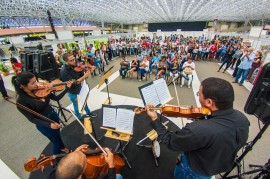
[145,77,249,179]
[60,53,97,120]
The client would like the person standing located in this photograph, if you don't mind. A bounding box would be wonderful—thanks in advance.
[232,47,255,86]
[60,53,97,120]
[10,57,22,75]
[11,72,73,154]
[217,46,235,73]
[246,51,262,82]
[0,74,11,100]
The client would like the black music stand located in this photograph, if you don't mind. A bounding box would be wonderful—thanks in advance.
[97,66,114,105]
[101,126,132,168]
[222,121,269,179]
[224,158,270,179]
[50,102,71,125]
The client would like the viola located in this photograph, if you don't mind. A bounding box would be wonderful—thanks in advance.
[24,148,125,179]
[34,79,73,98]
[134,106,211,119]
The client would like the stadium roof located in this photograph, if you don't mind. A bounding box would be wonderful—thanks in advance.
[0,0,270,25]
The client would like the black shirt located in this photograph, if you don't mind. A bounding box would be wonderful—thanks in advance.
[225,50,235,60]
[60,64,83,94]
[46,167,116,179]
[17,88,68,127]
[152,108,249,176]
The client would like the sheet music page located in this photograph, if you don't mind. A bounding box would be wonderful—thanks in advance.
[140,84,160,106]
[102,107,117,128]
[78,80,90,112]
[115,108,135,134]
[153,78,171,105]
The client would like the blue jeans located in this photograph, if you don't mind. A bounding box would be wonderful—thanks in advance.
[150,63,158,72]
[68,93,91,120]
[218,58,231,71]
[174,154,211,179]
[235,68,250,84]
[36,110,65,154]
[140,68,147,79]
[119,68,128,77]
[116,174,123,179]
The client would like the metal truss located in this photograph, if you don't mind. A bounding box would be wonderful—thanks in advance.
[0,0,270,25]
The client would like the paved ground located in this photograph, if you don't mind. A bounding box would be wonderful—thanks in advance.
[0,56,269,179]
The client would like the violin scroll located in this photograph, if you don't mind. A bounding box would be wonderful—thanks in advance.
[24,157,38,172]
[133,107,146,115]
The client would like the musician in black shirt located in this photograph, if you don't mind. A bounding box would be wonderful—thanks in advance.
[11,72,73,154]
[60,53,97,120]
[145,77,249,178]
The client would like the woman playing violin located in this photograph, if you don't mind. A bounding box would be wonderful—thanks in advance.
[11,72,73,154]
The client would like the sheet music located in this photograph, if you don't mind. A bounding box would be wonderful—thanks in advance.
[78,80,90,112]
[153,78,171,105]
[115,108,135,134]
[140,84,160,106]
[102,107,117,128]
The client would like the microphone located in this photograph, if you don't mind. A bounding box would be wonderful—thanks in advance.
[167,72,189,86]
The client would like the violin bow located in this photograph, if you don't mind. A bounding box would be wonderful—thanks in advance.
[5,99,59,124]
[68,110,108,156]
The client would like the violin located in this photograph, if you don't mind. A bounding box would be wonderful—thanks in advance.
[134,106,211,119]
[34,79,73,98]
[24,148,125,179]
[74,63,96,72]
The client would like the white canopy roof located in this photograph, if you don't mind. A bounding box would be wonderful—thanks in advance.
[0,0,270,24]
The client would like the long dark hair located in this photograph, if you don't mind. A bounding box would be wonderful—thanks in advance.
[11,72,35,97]
[10,57,18,64]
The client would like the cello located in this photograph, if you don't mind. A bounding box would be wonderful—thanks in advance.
[24,148,125,179]
[23,110,125,179]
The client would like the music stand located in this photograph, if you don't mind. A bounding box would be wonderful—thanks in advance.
[100,127,132,168]
[136,121,169,167]
[97,66,114,105]
[50,102,72,125]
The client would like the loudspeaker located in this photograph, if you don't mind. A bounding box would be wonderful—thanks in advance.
[20,52,34,72]
[244,62,270,124]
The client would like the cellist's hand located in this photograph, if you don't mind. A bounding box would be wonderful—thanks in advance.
[75,144,89,152]
[145,104,158,121]
[103,148,115,168]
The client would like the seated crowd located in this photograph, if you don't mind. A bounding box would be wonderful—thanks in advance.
[51,34,261,89]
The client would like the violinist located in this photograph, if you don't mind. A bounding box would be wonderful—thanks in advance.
[145,77,249,178]
[46,145,123,179]
[60,53,97,120]
[11,72,73,154]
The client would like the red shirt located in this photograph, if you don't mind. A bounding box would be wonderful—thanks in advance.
[12,62,22,74]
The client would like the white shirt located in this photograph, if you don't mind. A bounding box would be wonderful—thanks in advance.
[183,61,195,74]
[141,60,149,71]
